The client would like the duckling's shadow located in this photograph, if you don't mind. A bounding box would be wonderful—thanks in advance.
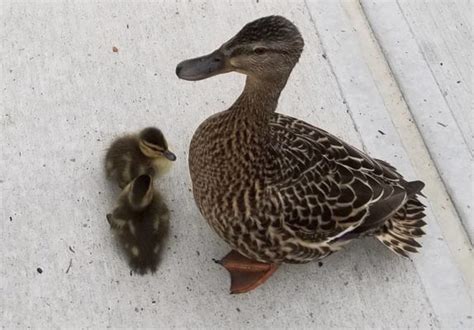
[103,178,127,266]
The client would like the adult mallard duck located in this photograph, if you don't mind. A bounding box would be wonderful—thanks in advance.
[176,16,426,293]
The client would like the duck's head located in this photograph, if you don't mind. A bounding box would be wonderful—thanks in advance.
[176,15,304,82]
[138,127,176,161]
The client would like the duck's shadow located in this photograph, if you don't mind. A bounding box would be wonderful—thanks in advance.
[278,238,409,287]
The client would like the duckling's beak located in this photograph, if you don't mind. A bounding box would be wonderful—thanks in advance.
[163,150,177,161]
[176,49,229,81]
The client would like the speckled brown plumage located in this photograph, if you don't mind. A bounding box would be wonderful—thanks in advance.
[183,16,427,265]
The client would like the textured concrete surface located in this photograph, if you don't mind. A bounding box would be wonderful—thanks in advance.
[361,0,473,242]
[1,0,472,329]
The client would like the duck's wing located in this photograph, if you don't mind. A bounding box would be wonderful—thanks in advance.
[266,113,422,242]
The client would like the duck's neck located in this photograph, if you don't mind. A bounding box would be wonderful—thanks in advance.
[231,75,289,126]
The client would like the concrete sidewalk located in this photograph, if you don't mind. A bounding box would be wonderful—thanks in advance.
[1,1,472,328]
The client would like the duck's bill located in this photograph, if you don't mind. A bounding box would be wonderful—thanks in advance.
[163,150,177,161]
[176,50,229,81]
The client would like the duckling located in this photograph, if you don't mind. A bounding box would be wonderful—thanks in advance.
[106,174,169,274]
[105,127,176,188]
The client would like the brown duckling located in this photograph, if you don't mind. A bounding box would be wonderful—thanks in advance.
[106,174,169,274]
[105,127,176,188]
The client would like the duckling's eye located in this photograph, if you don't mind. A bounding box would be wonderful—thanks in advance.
[254,47,268,55]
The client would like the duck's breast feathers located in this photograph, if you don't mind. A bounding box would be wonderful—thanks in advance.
[265,113,424,241]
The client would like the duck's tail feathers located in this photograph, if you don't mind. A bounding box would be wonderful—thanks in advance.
[375,196,427,257]
[405,180,425,197]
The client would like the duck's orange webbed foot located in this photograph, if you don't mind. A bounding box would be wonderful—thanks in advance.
[215,250,279,294]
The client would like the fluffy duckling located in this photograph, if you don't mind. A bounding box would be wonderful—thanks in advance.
[105,127,176,188]
[106,174,169,274]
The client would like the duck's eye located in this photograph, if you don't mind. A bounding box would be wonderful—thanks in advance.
[254,47,267,55]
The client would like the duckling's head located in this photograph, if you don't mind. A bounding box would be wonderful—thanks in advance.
[117,174,155,213]
[176,15,304,82]
[138,127,176,161]
[127,174,154,210]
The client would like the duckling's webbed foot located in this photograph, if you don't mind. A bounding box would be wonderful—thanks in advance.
[216,250,279,294]
[106,213,113,226]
